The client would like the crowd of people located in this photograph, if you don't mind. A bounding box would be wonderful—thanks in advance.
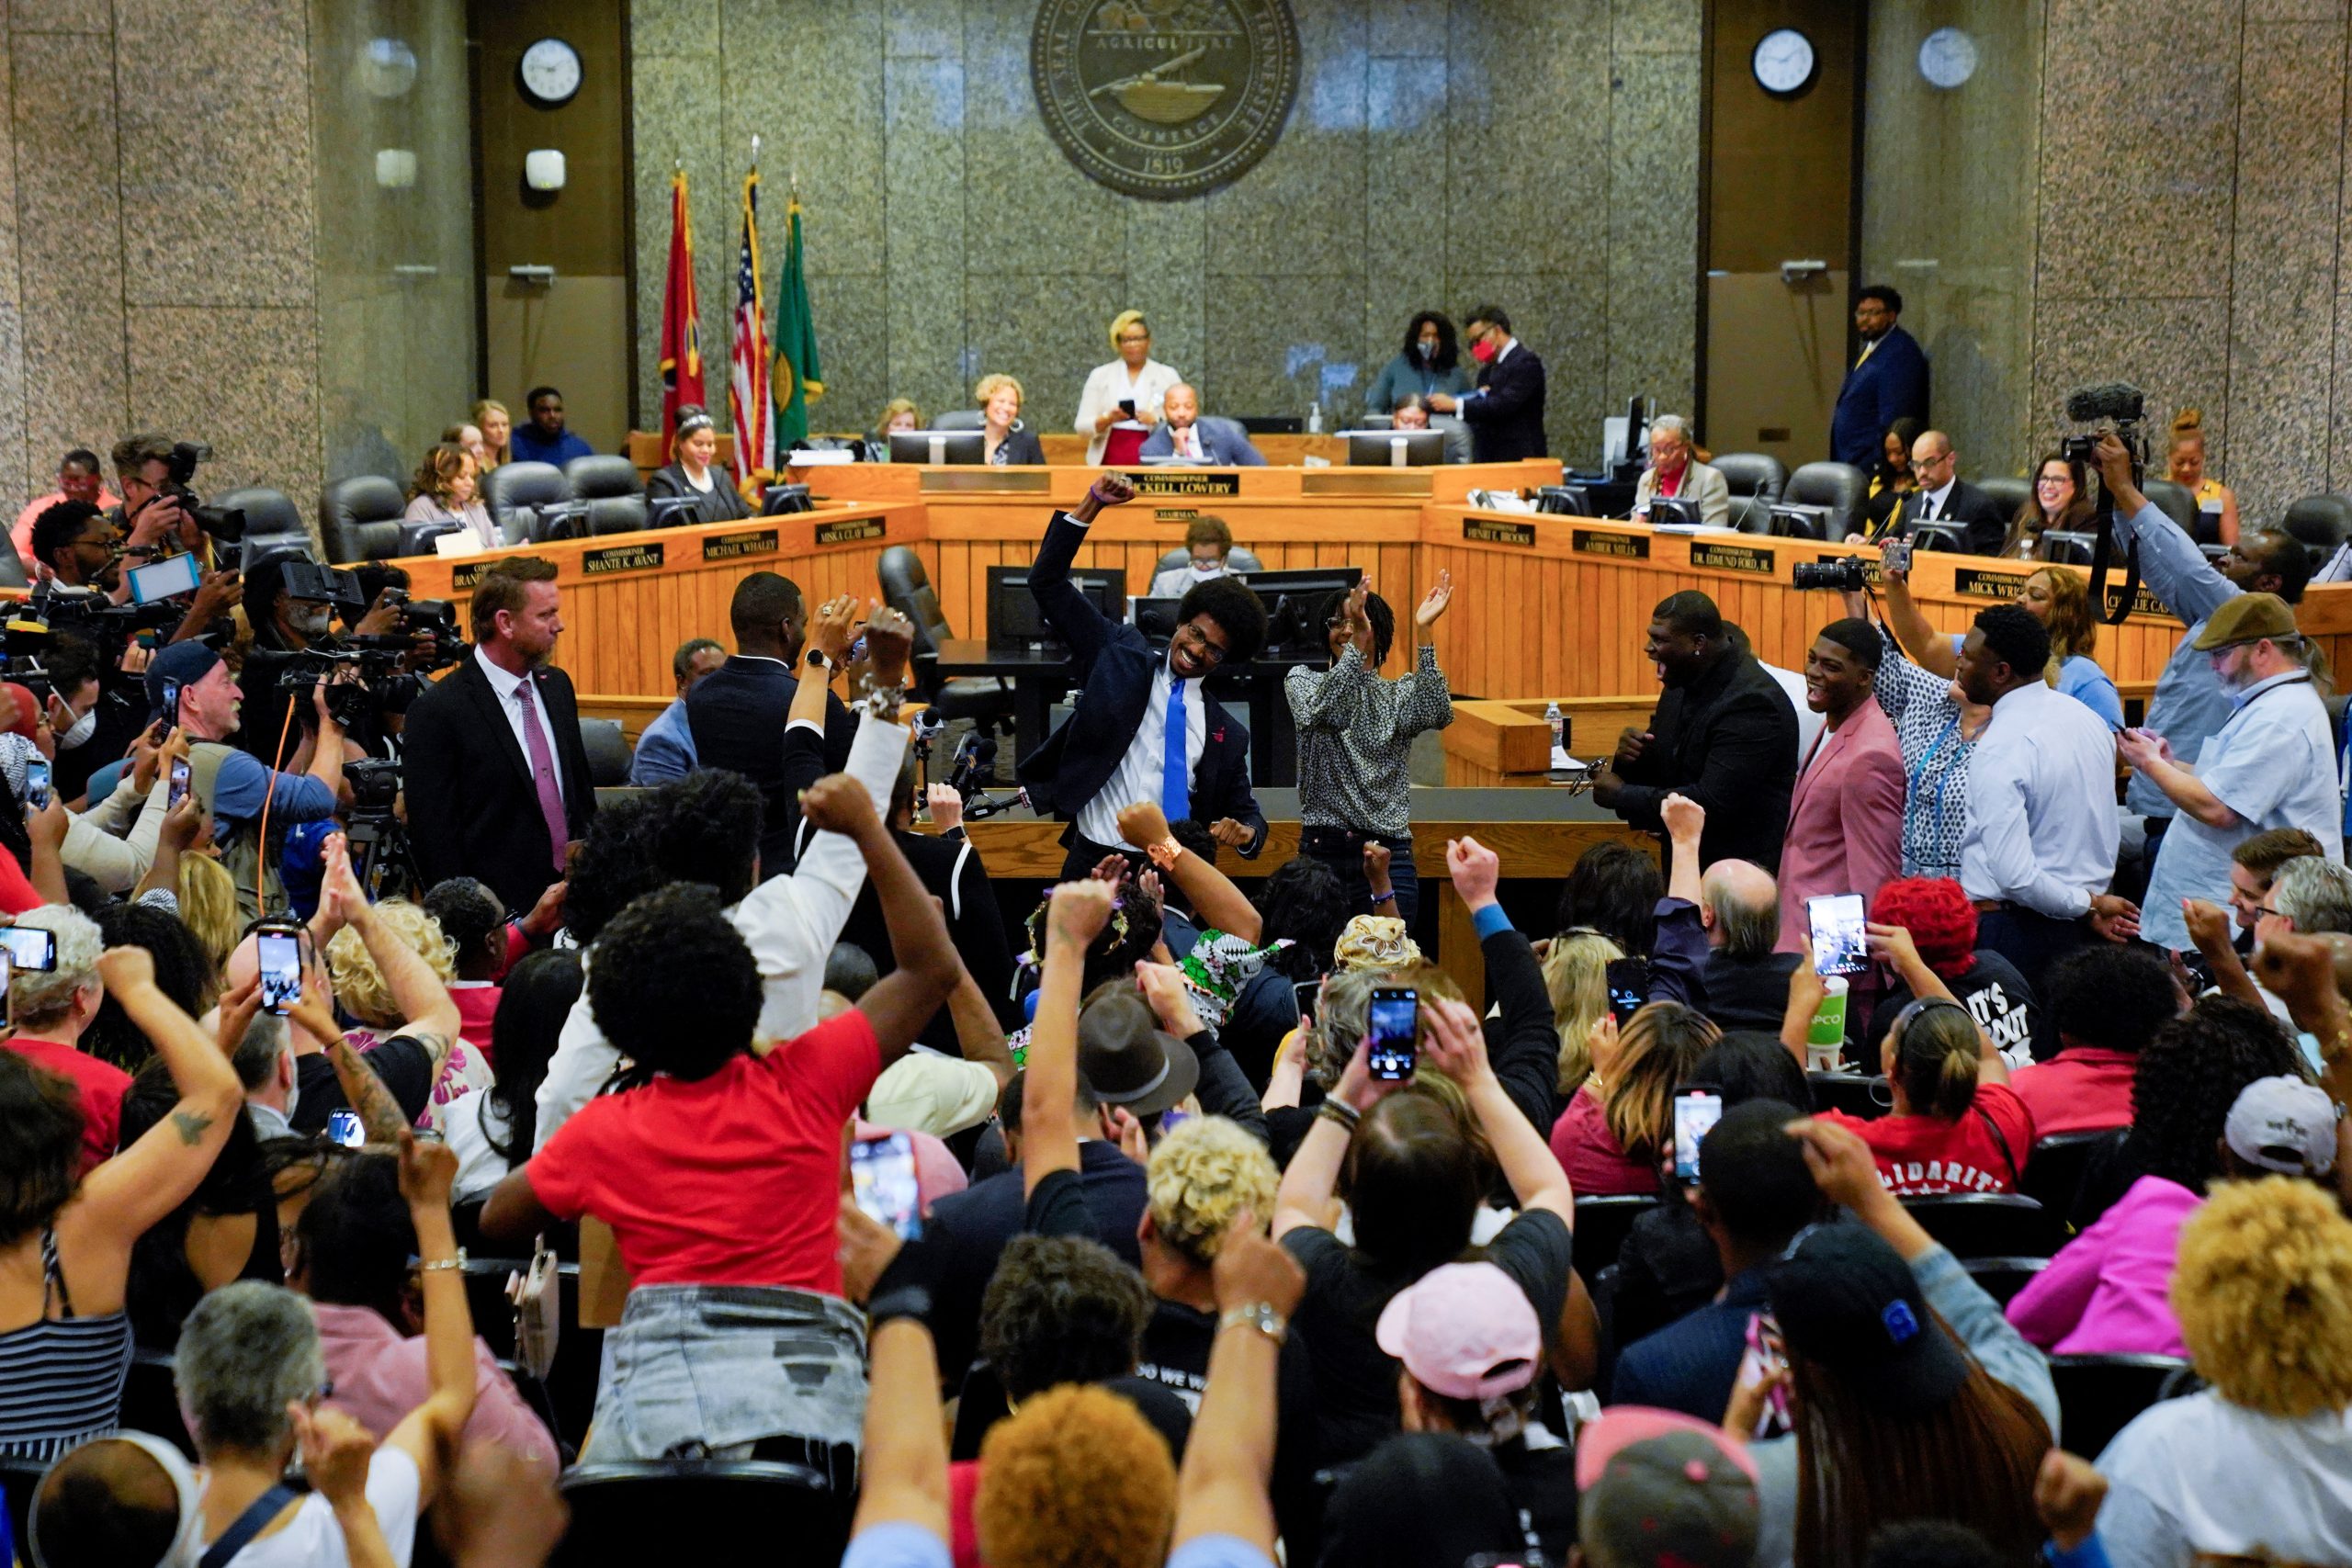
[0,410,2347,1568]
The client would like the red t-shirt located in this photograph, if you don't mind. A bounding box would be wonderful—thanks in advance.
[6,1036,131,1173]
[1820,1082,2035,1195]
[1548,1086,1662,1198]
[2009,1047,2136,1138]
[526,1010,880,1292]
[451,984,502,1066]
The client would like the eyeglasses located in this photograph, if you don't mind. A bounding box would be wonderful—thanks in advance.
[2035,476,2071,488]
[1176,624,1230,664]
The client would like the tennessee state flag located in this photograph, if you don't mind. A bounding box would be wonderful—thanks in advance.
[657,169,705,445]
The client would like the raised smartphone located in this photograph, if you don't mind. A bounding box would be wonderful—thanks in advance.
[1672,1085,1724,1185]
[1807,893,1868,977]
[1366,986,1419,1081]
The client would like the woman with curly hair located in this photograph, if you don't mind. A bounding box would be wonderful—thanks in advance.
[1998,451,2095,561]
[2096,1176,2352,1564]
[1876,557,2122,729]
[402,440,495,548]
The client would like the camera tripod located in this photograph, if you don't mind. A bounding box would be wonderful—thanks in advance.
[344,807,424,902]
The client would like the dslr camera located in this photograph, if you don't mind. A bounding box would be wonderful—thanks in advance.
[156,441,246,546]
[1791,556,1869,592]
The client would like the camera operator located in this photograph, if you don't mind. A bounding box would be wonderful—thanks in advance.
[27,497,237,649]
[234,553,420,766]
[147,639,347,920]
[107,431,201,558]
[2089,433,2314,897]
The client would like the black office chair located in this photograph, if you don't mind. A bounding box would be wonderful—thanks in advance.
[565,456,650,536]
[553,1461,842,1568]
[876,545,1016,738]
[2283,493,2352,566]
[320,475,408,563]
[1807,1072,1889,1121]
[1774,462,1869,540]
[1711,453,1788,511]
[933,409,985,432]
[125,1346,197,1456]
[217,485,311,567]
[582,718,629,785]
[0,545,28,592]
[1901,1193,2062,1259]
[2048,1353,2195,1458]
[1571,1195,1661,1291]
[1976,475,2033,523]
[1961,1256,2049,1308]
[483,461,568,545]
[2020,1128,2118,1221]
[1728,495,1774,535]
[2141,477,2199,536]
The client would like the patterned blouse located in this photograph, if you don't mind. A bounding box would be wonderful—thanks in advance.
[1873,626,1983,882]
[1284,643,1453,839]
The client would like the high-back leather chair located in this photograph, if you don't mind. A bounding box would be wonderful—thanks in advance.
[482,461,567,545]
[1152,546,1266,579]
[319,476,407,563]
[216,486,311,566]
[565,455,649,536]
[1773,462,1869,541]
[2284,493,2352,564]
[1710,453,1787,510]
[933,409,985,432]
[2141,477,2198,537]
[1976,475,2032,525]
[876,545,1015,734]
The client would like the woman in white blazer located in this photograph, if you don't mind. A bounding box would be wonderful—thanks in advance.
[1074,309,1182,464]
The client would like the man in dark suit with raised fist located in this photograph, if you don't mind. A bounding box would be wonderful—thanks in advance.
[1017,472,1270,880]
[1427,305,1547,463]
[404,556,595,916]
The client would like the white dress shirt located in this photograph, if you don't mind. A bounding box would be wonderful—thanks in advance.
[534,708,910,1148]
[1914,478,1958,522]
[1957,680,2120,919]
[1075,357,1182,464]
[1075,660,1206,849]
[473,646,568,796]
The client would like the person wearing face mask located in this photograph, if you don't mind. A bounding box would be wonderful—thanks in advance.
[232,553,409,769]
[1149,517,1244,597]
[2117,593,2341,955]
[1364,311,1473,417]
[1425,305,1548,463]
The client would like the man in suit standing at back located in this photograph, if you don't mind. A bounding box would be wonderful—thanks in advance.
[1427,305,1547,462]
[404,556,595,918]
[1830,285,1929,469]
[1018,472,1270,880]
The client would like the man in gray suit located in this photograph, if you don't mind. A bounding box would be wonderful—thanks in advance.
[1139,383,1266,466]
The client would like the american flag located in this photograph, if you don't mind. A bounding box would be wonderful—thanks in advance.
[729,166,773,485]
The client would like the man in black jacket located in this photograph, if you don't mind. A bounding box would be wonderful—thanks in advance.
[1864,429,2008,556]
[1017,473,1270,880]
[1594,590,1799,873]
[1427,305,1547,462]
[1696,859,1801,1032]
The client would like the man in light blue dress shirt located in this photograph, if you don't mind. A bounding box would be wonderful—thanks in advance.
[628,637,728,786]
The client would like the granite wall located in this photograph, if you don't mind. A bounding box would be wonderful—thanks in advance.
[629,0,1705,467]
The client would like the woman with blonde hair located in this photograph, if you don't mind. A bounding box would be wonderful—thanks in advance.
[976,373,1046,466]
[176,852,239,977]
[1075,310,1182,464]
[1546,998,1719,1197]
[2165,407,2240,546]
[1540,930,1621,1094]
[469,399,511,469]
[867,397,922,462]
[1875,557,2121,728]
[402,441,496,547]
[324,898,489,1127]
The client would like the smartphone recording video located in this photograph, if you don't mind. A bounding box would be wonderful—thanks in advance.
[1366,986,1419,1081]
[0,925,57,972]
[1604,956,1650,1028]
[158,677,182,727]
[1672,1086,1724,1185]
[167,757,191,812]
[256,931,302,1015]
[1293,978,1319,1024]
[22,758,50,812]
[851,1131,924,1241]
[1807,893,1868,977]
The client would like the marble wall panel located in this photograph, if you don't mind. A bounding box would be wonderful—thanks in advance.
[8,0,111,33]
[2031,298,2232,470]
[129,306,322,501]
[1605,48,1699,418]
[630,51,733,431]
[1126,201,1208,390]
[0,15,23,507]
[632,0,723,60]
[1367,0,1449,57]
[803,270,891,439]
[967,272,1136,437]
[1446,270,1607,462]
[1612,0,1700,54]
[1202,268,1374,422]
[1204,4,1368,275]
[887,54,970,420]
[2329,294,2352,491]
[1445,0,1611,277]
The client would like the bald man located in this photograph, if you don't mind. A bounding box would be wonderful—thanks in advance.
[1861,429,2007,556]
[1138,383,1265,466]
[1698,859,1802,1031]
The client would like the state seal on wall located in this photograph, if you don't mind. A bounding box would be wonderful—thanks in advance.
[1031,0,1301,201]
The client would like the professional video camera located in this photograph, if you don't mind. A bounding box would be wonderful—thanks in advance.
[370,587,466,670]
[264,562,452,730]
[17,581,187,660]
[341,756,421,898]
[2058,380,2147,625]
[150,441,246,547]
[1791,556,1869,592]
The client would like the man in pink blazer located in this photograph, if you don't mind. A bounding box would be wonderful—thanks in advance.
[1776,617,1907,954]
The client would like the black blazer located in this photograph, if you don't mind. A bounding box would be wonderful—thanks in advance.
[403,653,596,918]
[644,463,753,525]
[684,655,856,875]
[988,425,1046,466]
[1462,344,1549,462]
[1611,651,1799,873]
[827,822,1018,1033]
[1013,511,1266,855]
[1883,479,2008,557]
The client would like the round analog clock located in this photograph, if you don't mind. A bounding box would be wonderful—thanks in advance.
[1918,27,1980,89]
[518,37,582,107]
[1752,28,1817,96]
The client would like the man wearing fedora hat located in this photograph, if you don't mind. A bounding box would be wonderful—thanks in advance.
[2118,591,2342,953]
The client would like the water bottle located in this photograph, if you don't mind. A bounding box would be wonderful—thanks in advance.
[1306,403,1323,435]
[1544,701,1564,755]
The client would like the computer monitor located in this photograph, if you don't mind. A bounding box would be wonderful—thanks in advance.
[1345,430,1447,468]
[1236,565,1363,659]
[988,565,1126,649]
[1132,596,1185,644]
[1645,497,1703,528]
[646,493,703,529]
[762,484,813,515]
[888,430,986,466]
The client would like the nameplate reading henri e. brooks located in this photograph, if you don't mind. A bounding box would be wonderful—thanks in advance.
[1463,517,1535,547]
[1032,0,1300,201]
[813,516,887,546]
[582,542,664,576]
[702,528,780,561]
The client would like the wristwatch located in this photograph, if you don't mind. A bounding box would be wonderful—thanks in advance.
[805,649,831,671]
[1219,1302,1288,1346]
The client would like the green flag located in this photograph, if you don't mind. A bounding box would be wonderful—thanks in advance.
[772,197,823,445]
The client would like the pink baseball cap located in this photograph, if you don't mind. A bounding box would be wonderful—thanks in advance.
[1374,1261,1542,1401]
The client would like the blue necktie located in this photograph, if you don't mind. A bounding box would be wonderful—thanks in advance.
[1162,673,1190,823]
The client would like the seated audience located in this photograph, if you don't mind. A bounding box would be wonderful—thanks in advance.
[1141,382,1266,466]
[1999,450,2096,560]
[1550,998,1720,1197]
[2165,406,2240,545]
[2009,944,2180,1134]
[1317,1432,1544,1568]
[1148,515,1243,596]
[625,635,729,785]
[2008,1073,2335,1359]
[471,397,512,468]
[1631,415,1730,528]
[507,384,592,466]
[974,373,1046,466]
[12,447,117,574]
[402,440,495,548]
[2097,1176,2352,1566]
[1577,1406,1762,1568]
[2225,826,2324,953]
[1557,839,1665,958]
[1699,860,1801,1030]
[1132,1115,1291,1409]
[0,945,239,1459]
[2,906,131,1169]
[1541,927,1621,1094]
[439,948,582,1206]
[1861,878,2041,1064]
[1789,925,2033,1194]
[645,403,753,524]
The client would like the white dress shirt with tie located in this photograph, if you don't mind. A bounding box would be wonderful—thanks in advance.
[1075,661,1206,848]
[1914,478,1957,523]
[471,646,568,797]
[1958,680,2120,919]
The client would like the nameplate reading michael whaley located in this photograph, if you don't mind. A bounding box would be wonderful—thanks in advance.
[1464,517,1535,547]
[582,543,665,576]
[703,528,780,561]
[814,516,888,546]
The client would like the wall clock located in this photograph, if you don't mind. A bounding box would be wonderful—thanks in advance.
[518,37,582,108]
[1919,27,1980,89]
[1752,28,1817,96]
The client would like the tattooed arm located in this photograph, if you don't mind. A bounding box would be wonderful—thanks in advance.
[287,990,413,1145]
[78,945,243,1240]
